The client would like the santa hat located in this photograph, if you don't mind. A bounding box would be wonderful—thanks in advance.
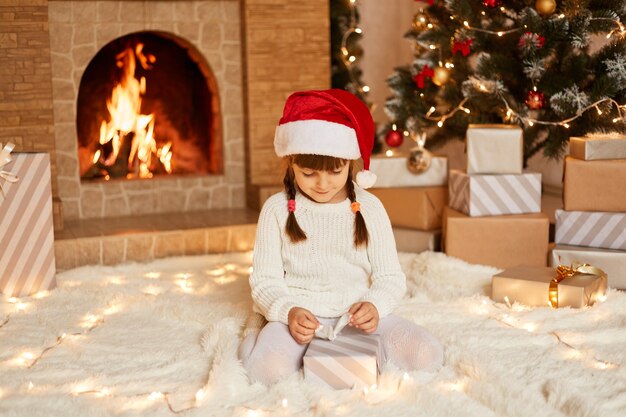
[274,89,377,188]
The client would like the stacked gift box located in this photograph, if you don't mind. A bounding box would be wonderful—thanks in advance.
[0,143,57,298]
[551,134,626,290]
[443,125,550,269]
[368,152,448,253]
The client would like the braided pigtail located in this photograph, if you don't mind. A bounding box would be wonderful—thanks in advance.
[346,167,369,248]
[283,165,307,243]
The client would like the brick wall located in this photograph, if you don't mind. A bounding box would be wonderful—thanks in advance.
[0,0,58,199]
[241,0,330,209]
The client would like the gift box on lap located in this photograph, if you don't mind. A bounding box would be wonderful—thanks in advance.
[555,209,626,251]
[569,135,626,161]
[443,207,549,269]
[369,155,448,187]
[563,157,626,212]
[466,124,523,174]
[448,170,541,217]
[492,265,607,308]
[304,328,380,390]
[550,245,626,290]
[0,150,56,297]
[369,186,447,231]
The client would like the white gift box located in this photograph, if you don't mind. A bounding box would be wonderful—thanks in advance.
[569,135,626,161]
[466,124,523,174]
[448,170,542,217]
[550,244,626,290]
[368,154,447,187]
[304,327,380,390]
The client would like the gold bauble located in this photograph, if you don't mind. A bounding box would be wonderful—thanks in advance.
[432,66,451,87]
[413,9,429,31]
[407,147,432,174]
[535,0,557,16]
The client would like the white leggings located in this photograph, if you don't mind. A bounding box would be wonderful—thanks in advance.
[238,314,444,385]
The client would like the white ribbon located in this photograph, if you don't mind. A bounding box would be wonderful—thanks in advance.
[314,313,351,341]
[0,142,19,195]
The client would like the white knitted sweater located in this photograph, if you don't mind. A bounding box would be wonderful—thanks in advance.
[249,184,407,325]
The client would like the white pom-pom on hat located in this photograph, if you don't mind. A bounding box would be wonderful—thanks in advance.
[356,170,377,189]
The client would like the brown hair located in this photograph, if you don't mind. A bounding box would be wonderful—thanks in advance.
[283,154,369,247]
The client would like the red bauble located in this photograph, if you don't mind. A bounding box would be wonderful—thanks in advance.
[385,129,404,148]
[525,90,545,110]
[482,0,502,7]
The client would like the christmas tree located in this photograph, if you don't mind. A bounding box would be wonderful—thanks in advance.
[383,0,626,163]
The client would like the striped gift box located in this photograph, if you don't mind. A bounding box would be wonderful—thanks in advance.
[0,152,56,297]
[448,170,542,217]
[555,210,626,251]
[304,329,380,390]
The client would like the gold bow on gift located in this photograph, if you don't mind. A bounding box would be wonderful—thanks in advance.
[0,142,19,196]
[549,263,606,308]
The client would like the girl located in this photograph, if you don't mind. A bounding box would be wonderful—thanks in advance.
[238,89,443,385]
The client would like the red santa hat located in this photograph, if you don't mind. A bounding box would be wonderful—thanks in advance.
[274,89,377,188]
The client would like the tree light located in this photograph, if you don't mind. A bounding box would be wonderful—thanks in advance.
[437,121,444,127]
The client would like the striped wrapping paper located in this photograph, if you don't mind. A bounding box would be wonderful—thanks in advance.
[448,170,542,217]
[555,210,626,250]
[304,329,380,390]
[0,152,56,297]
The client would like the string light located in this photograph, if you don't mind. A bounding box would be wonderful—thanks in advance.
[339,0,370,96]
[484,297,619,370]
[427,87,626,129]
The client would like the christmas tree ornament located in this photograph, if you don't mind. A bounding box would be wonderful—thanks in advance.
[384,129,404,148]
[413,9,429,31]
[482,0,502,7]
[525,90,545,110]
[452,38,473,56]
[535,0,557,16]
[432,66,451,86]
[413,64,434,88]
[407,147,432,174]
[406,131,431,174]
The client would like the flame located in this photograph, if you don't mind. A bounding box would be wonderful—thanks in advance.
[95,43,172,178]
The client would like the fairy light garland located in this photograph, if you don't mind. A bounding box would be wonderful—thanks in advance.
[426,90,626,129]
[2,257,619,413]
[339,0,370,95]
[486,297,619,370]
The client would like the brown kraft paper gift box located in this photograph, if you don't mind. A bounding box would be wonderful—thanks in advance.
[369,186,447,231]
[563,157,626,212]
[491,265,607,308]
[443,207,550,269]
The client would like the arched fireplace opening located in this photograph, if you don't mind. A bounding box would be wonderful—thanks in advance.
[77,31,222,181]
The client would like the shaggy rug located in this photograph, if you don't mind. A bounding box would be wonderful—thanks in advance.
[1,251,625,417]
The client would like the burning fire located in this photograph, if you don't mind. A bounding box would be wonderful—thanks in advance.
[94,43,172,179]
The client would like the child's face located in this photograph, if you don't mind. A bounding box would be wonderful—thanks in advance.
[292,162,350,203]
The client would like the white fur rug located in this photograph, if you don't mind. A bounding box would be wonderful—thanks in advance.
[1,251,625,417]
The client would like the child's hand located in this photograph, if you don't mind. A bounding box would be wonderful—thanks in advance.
[348,302,379,333]
[287,307,320,345]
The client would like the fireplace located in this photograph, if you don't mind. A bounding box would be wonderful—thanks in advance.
[77,31,222,181]
[48,0,245,219]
